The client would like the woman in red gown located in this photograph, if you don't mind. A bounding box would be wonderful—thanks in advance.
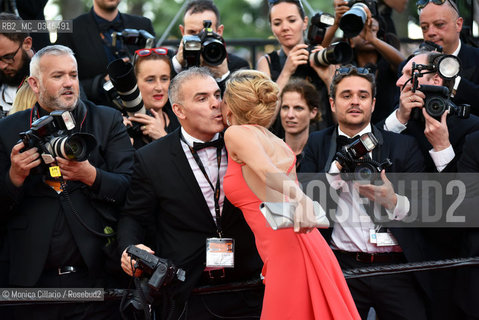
[222,70,360,320]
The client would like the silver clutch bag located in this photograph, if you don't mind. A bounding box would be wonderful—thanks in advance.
[259,201,330,230]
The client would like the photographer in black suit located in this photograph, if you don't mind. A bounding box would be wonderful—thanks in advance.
[0,45,134,319]
[118,67,263,320]
[301,65,427,320]
[56,0,155,107]
[171,0,250,93]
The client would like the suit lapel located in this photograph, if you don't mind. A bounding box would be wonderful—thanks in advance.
[169,129,219,227]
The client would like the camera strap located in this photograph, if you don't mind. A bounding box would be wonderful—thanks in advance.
[180,134,224,238]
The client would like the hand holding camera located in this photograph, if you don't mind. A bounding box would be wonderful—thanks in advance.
[9,142,41,187]
[422,107,451,152]
[355,169,398,211]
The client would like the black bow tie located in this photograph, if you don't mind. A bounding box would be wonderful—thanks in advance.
[98,19,124,34]
[336,135,360,150]
[192,137,224,151]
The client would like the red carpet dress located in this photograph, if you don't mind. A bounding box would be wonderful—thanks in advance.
[224,154,360,320]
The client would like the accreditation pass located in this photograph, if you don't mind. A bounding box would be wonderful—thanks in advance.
[206,238,235,268]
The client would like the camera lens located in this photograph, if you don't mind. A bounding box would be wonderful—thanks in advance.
[312,41,353,66]
[48,133,97,162]
[426,97,447,118]
[202,39,227,66]
[354,163,377,181]
[339,3,368,37]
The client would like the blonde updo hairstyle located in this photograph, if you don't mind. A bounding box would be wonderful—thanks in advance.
[224,70,279,128]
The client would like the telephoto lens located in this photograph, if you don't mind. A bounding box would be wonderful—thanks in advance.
[339,2,368,37]
[311,42,353,66]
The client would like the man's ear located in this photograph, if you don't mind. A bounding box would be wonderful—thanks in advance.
[27,76,40,95]
[179,24,185,36]
[329,97,336,114]
[23,36,33,51]
[172,103,186,120]
[371,97,376,113]
[216,24,224,36]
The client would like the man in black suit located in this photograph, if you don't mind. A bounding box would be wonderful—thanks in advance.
[418,0,479,113]
[301,66,427,320]
[171,0,250,93]
[56,0,155,107]
[118,67,263,320]
[0,45,134,318]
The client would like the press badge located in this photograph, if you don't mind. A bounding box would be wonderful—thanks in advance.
[376,230,399,246]
[206,238,235,268]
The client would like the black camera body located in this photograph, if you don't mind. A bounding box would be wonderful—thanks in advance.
[183,20,227,68]
[336,132,391,181]
[340,0,378,37]
[305,12,352,67]
[121,246,185,318]
[19,110,97,167]
[111,28,155,60]
[418,85,470,120]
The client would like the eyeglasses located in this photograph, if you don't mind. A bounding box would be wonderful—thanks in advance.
[0,43,22,64]
[334,66,371,77]
[134,47,169,57]
[416,0,459,13]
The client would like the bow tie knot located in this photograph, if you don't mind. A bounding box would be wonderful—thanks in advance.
[192,138,224,151]
[336,135,360,149]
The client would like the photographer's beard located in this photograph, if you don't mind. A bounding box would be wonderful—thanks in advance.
[0,50,30,87]
[38,85,79,112]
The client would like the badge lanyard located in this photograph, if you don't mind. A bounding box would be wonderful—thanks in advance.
[181,135,223,237]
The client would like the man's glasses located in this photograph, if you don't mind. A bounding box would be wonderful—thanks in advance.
[0,43,22,64]
[134,47,168,57]
[334,66,370,77]
[416,0,459,13]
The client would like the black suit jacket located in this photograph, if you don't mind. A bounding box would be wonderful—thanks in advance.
[300,125,429,289]
[0,100,135,286]
[118,128,262,316]
[56,9,155,106]
[455,43,479,115]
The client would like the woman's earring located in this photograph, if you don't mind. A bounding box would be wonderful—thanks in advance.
[226,116,232,127]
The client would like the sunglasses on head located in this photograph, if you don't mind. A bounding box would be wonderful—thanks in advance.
[334,66,370,77]
[135,47,169,57]
[416,0,459,13]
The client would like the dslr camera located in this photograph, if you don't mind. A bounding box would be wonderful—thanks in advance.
[111,28,156,60]
[307,12,353,67]
[183,20,227,68]
[339,0,378,37]
[121,246,186,319]
[19,110,97,167]
[418,85,470,119]
[335,132,391,181]
[105,58,146,139]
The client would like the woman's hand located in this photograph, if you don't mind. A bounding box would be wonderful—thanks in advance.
[128,110,169,140]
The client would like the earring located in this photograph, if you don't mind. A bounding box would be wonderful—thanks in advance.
[226,116,232,127]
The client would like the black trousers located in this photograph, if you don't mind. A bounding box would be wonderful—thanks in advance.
[334,250,428,320]
[178,285,264,320]
[12,268,120,320]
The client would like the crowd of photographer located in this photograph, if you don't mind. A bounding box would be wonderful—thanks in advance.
[0,0,479,319]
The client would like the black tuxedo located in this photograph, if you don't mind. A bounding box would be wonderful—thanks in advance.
[56,9,155,106]
[301,125,429,319]
[118,128,263,319]
[455,43,479,115]
[454,131,479,319]
[0,100,134,287]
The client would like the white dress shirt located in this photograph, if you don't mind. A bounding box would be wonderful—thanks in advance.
[328,124,406,253]
[180,128,227,223]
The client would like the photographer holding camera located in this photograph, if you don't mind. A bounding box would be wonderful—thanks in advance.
[0,45,135,319]
[300,65,428,320]
[323,1,405,124]
[56,0,155,108]
[172,1,249,92]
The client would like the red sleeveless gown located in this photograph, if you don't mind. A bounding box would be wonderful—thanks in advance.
[224,155,360,320]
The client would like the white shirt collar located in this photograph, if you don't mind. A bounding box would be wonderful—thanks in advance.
[337,123,372,138]
[180,127,220,147]
[451,41,461,57]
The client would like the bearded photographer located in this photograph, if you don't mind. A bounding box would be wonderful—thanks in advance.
[0,45,135,319]
[172,1,249,93]
[300,65,427,319]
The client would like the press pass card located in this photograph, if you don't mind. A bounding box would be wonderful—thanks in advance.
[206,238,235,268]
